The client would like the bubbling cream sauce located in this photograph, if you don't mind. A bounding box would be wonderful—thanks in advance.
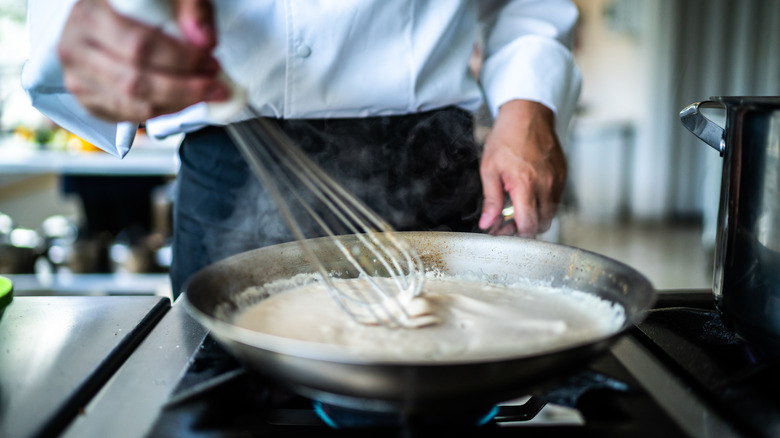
[232,275,625,361]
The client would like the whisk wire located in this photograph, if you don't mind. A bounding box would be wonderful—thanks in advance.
[225,113,425,327]
[227,121,379,323]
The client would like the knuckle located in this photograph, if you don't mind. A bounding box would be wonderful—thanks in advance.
[515,171,536,191]
[56,44,74,66]
[125,31,156,67]
[186,79,210,101]
[121,71,148,98]
[62,75,86,97]
[539,172,556,190]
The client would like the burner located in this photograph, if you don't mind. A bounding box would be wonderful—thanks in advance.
[306,369,628,429]
[313,400,498,429]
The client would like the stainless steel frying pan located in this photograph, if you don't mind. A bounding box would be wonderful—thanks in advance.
[183,231,655,413]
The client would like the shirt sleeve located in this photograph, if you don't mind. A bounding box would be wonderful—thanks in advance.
[21,0,136,158]
[478,0,582,138]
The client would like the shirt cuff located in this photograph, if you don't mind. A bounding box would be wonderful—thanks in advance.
[481,35,582,139]
[23,89,137,158]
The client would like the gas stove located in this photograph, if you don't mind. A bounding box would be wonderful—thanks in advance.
[5,290,779,437]
[139,335,685,437]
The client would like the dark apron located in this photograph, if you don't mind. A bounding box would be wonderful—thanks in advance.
[170,107,482,297]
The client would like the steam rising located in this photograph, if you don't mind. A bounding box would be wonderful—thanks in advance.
[207,107,483,262]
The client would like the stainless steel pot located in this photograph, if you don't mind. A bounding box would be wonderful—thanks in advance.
[183,231,655,413]
[681,96,780,351]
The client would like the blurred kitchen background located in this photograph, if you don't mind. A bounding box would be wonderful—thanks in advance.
[0,0,778,297]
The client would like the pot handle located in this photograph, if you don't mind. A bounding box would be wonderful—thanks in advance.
[679,101,726,155]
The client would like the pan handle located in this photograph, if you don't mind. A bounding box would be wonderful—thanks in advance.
[679,100,726,155]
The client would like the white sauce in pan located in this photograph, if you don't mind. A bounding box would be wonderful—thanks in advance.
[232,276,625,361]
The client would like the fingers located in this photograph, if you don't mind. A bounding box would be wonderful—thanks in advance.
[174,0,217,48]
[478,100,566,238]
[499,149,565,237]
[480,161,542,237]
[65,55,227,121]
[82,0,219,74]
[479,171,544,238]
[481,167,543,238]
[478,166,506,231]
[481,170,558,238]
[507,179,541,238]
[58,0,225,122]
[504,169,563,237]
[491,218,518,236]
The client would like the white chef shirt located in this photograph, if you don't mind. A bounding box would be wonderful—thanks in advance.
[22,0,581,158]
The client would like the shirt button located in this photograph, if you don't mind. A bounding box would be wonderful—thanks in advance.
[297,44,312,58]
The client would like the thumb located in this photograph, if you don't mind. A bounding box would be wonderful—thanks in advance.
[174,0,217,49]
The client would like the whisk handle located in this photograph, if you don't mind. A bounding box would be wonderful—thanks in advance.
[107,0,248,124]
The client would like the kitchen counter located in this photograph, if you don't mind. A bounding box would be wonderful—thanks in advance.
[0,135,180,176]
[7,273,172,298]
[0,295,170,438]
[0,289,769,437]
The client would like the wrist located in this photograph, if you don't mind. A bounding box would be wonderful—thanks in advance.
[496,100,555,127]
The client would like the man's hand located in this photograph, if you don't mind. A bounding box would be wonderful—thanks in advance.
[58,0,229,123]
[479,99,566,237]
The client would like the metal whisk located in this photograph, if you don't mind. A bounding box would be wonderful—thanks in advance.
[225,110,428,328]
[107,0,429,328]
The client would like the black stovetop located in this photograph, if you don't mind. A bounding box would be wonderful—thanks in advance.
[634,293,780,438]
[147,339,686,437]
[143,291,780,437]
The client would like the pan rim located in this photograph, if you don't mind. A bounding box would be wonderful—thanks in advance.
[183,231,656,366]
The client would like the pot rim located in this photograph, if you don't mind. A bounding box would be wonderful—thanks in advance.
[711,96,780,107]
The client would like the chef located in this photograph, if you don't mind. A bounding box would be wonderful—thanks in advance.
[23,0,581,298]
